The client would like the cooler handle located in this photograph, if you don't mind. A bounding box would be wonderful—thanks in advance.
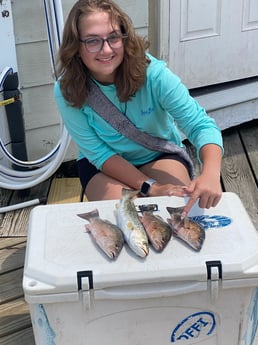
[94,281,207,300]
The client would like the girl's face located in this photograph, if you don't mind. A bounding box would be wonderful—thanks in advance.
[78,11,125,84]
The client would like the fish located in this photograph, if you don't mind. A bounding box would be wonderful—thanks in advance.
[166,206,205,252]
[116,188,149,258]
[77,209,124,260]
[138,204,172,252]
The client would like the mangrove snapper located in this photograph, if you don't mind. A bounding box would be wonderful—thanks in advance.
[138,204,172,252]
[77,209,124,259]
[116,189,149,258]
[166,206,205,252]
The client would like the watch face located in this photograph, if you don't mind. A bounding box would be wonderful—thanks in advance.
[141,181,150,196]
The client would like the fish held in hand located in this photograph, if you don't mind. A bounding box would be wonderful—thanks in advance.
[166,206,205,252]
[138,204,172,252]
[77,209,124,260]
[116,189,149,258]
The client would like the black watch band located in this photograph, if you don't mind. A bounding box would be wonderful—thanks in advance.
[140,178,157,196]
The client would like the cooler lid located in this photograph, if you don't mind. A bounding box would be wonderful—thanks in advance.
[23,192,258,296]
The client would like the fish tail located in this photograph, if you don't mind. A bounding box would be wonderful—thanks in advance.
[166,206,185,215]
[77,209,99,221]
[122,188,139,199]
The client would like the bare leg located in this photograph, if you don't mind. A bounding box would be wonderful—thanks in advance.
[139,159,191,186]
[85,159,191,201]
[85,172,130,201]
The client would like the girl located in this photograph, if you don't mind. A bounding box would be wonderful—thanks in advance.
[54,0,223,217]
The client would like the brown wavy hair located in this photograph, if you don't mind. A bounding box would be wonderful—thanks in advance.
[56,0,150,108]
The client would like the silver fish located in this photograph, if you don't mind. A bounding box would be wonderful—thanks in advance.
[138,204,172,252]
[166,206,205,252]
[116,189,149,258]
[77,209,124,259]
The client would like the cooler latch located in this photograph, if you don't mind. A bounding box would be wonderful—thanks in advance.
[206,261,222,303]
[77,271,93,310]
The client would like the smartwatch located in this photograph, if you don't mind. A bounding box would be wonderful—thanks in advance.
[140,178,157,196]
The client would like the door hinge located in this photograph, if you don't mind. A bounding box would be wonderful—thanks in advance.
[77,270,93,310]
[206,261,222,303]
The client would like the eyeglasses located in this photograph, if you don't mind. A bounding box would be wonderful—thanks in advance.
[79,34,127,53]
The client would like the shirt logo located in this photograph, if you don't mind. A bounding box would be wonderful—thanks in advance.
[141,107,154,116]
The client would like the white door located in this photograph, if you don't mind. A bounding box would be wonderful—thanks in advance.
[155,0,258,89]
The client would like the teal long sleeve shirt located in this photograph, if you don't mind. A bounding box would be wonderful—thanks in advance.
[54,54,223,170]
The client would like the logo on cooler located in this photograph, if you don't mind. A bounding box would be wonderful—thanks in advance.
[171,312,216,342]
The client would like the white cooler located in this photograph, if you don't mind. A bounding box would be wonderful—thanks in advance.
[23,192,258,345]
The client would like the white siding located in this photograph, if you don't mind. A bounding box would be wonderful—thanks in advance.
[12,0,61,160]
[11,0,148,161]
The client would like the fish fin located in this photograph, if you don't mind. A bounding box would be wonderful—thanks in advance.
[155,214,165,222]
[77,209,99,221]
[84,224,91,233]
[166,218,174,228]
[103,219,113,225]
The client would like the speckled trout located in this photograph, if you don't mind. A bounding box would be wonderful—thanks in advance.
[77,209,124,260]
[166,206,205,252]
[116,189,149,258]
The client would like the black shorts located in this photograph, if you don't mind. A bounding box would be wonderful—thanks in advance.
[77,153,191,193]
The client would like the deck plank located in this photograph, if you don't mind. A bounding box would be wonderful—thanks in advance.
[0,298,31,339]
[0,238,26,250]
[0,189,12,207]
[0,268,24,304]
[0,180,51,237]
[0,208,34,237]
[239,123,258,182]
[47,177,82,204]
[0,189,13,224]
[0,327,35,345]
[0,242,26,275]
[221,127,258,229]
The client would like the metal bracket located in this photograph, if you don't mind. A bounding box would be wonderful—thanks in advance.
[77,271,93,310]
[206,261,222,303]
[77,270,93,290]
[206,261,222,280]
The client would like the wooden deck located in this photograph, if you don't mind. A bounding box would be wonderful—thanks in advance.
[0,119,258,344]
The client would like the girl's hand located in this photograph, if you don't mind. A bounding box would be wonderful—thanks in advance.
[181,173,222,218]
[149,182,188,198]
